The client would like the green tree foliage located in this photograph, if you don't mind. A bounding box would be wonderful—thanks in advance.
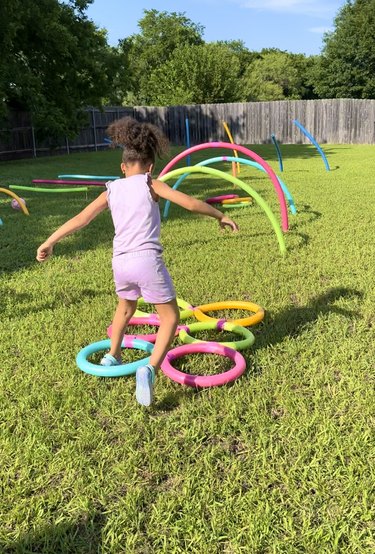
[104,38,132,106]
[215,40,261,78]
[126,9,204,104]
[0,0,124,138]
[2,0,346,146]
[145,43,241,106]
[240,49,313,101]
[312,0,375,98]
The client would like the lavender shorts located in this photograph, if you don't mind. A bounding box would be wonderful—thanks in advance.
[112,250,176,304]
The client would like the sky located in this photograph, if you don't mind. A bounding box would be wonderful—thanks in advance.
[86,0,346,56]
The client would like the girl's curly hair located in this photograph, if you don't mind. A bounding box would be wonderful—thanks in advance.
[107,117,169,166]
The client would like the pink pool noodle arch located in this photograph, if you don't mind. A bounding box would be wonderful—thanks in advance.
[159,142,289,232]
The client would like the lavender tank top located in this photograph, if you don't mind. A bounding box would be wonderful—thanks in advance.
[106,174,162,257]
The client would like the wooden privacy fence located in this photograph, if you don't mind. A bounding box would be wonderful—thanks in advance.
[136,99,375,146]
[0,107,133,161]
[1,99,375,160]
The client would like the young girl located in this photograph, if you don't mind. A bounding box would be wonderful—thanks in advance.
[36,118,238,406]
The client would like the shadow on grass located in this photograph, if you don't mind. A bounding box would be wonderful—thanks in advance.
[72,285,358,413]
[2,513,104,553]
[254,287,364,351]
[293,204,322,222]
[285,205,322,249]
[0,286,107,320]
[258,144,349,162]
[0,191,111,276]
[287,165,340,173]
[153,389,198,412]
[149,288,363,409]
[169,231,273,250]
[289,232,310,248]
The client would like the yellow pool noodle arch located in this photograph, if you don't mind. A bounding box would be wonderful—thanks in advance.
[0,188,30,215]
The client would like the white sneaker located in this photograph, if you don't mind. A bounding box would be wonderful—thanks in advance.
[100,353,122,366]
[136,365,155,406]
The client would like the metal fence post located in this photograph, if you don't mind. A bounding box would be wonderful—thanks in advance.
[92,109,98,151]
[31,125,37,157]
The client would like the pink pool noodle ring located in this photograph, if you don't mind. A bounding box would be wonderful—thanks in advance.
[161,342,246,388]
[206,194,238,204]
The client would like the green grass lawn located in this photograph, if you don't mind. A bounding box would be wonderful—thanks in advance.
[0,144,374,553]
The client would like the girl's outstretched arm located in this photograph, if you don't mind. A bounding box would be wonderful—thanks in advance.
[152,180,239,232]
[36,191,108,262]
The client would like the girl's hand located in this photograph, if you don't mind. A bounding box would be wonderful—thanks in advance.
[219,216,239,232]
[36,242,54,262]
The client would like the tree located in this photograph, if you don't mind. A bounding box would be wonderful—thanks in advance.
[240,49,313,101]
[215,40,260,78]
[145,43,241,105]
[126,9,205,104]
[0,0,122,138]
[103,38,133,106]
[312,0,375,98]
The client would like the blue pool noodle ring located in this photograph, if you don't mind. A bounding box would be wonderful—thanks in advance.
[76,338,154,377]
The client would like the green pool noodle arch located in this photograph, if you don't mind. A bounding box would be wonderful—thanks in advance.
[159,166,286,255]
[162,156,297,219]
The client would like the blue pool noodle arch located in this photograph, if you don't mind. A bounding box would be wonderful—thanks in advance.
[293,119,330,171]
[271,134,283,172]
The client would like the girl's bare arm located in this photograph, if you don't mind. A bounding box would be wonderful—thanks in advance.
[36,191,108,261]
[152,180,239,231]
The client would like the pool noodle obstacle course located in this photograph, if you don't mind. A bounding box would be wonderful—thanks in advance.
[293,119,330,171]
[53,137,292,385]
[162,155,296,218]
[160,166,286,255]
[77,297,264,387]
[158,142,289,233]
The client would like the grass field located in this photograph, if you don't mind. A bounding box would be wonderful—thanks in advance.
[0,144,374,553]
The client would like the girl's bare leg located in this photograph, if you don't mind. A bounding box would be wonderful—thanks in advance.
[150,299,180,371]
[108,298,137,359]
[135,298,179,406]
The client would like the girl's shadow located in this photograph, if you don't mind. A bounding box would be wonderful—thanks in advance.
[2,513,104,553]
[254,287,363,350]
